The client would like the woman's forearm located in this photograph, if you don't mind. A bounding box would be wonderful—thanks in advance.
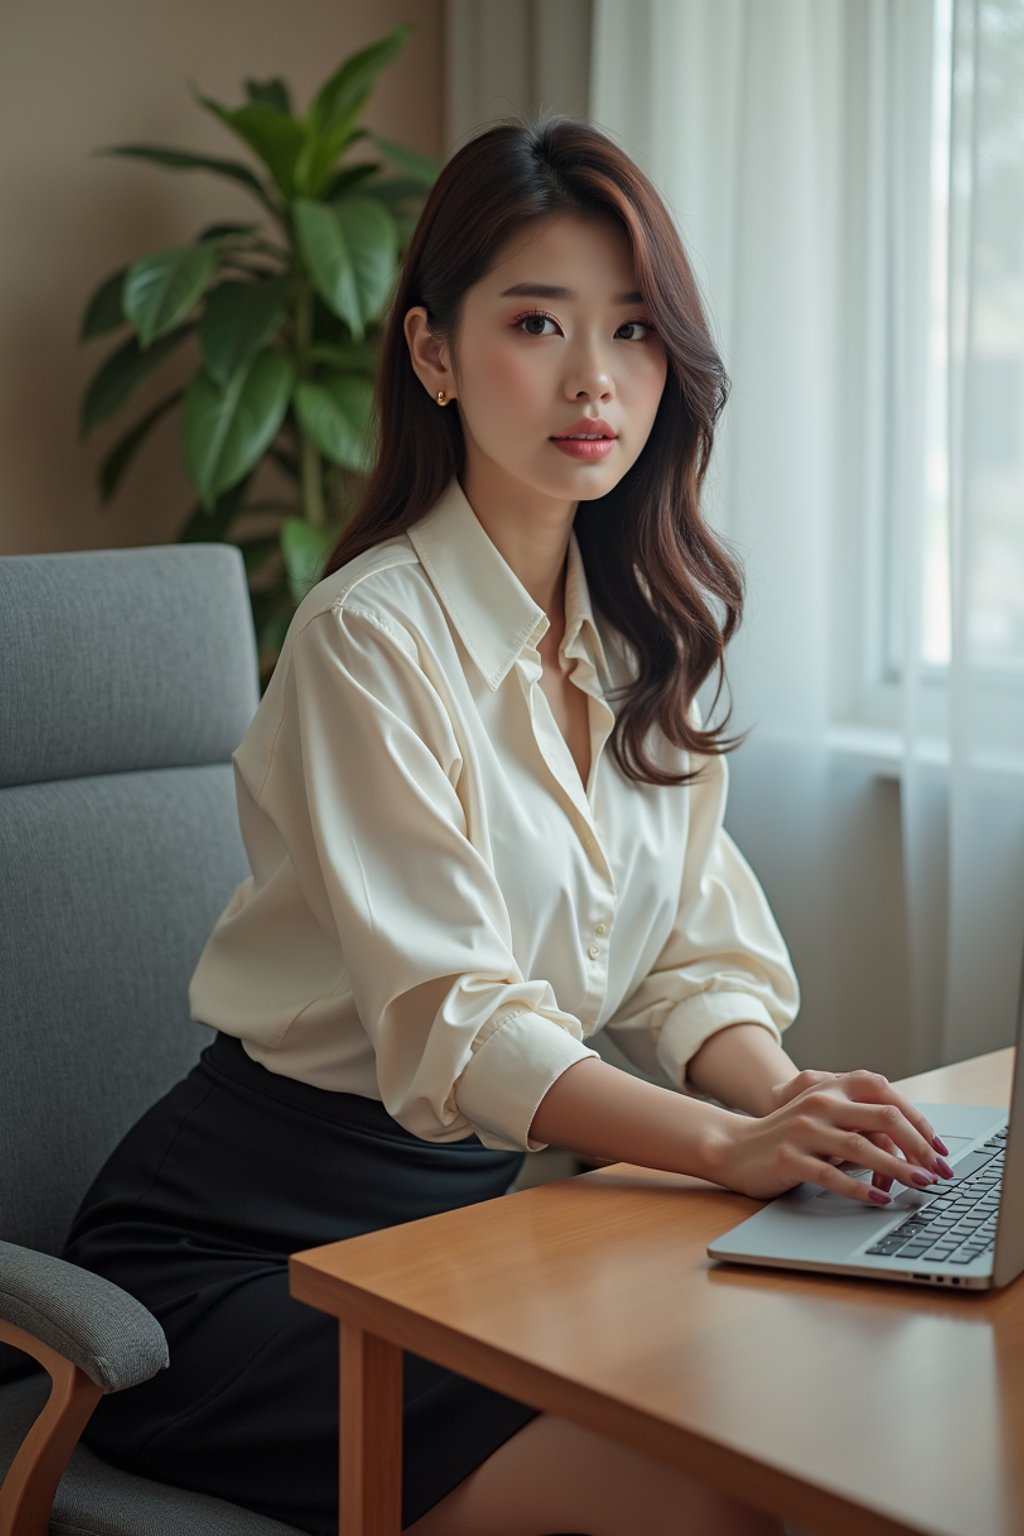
[685,1022,799,1117]
[528,1055,739,1179]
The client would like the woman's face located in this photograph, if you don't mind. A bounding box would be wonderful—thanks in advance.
[428,213,669,511]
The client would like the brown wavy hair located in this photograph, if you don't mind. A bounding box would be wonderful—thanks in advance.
[321,111,750,787]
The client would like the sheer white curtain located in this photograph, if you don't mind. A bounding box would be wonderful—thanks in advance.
[906,0,1024,1065]
[444,0,592,150]
[591,0,1024,1071]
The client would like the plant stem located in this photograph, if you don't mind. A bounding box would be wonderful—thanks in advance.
[294,279,325,528]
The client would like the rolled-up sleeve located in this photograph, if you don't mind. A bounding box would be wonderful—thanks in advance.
[268,603,599,1151]
[603,741,800,1092]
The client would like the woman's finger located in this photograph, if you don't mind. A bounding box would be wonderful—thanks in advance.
[831,1130,902,1192]
[834,1069,949,1159]
[807,1086,948,1177]
[797,1152,895,1206]
[867,1133,901,1192]
[813,1124,938,1194]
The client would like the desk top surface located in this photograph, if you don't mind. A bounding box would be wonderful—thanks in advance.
[290,1048,1021,1536]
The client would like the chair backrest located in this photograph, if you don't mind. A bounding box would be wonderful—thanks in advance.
[0,543,260,1258]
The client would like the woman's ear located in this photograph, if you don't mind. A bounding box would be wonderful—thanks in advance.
[403,307,457,404]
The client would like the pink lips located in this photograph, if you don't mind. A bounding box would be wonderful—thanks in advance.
[550,437,615,460]
[551,416,616,439]
[549,416,617,461]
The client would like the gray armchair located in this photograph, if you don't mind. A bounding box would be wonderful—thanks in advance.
[0,543,304,1535]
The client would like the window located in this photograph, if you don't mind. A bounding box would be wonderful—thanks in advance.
[894,0,1024,684]
[833,0,1024,770]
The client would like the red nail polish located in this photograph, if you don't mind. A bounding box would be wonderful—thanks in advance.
[869,1188,892,1204]
[932,1134,949,1156]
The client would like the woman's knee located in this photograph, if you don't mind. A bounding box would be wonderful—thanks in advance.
[404,1410,784,1536]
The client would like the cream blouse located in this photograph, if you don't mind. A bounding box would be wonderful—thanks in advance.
[188,473,800,1152]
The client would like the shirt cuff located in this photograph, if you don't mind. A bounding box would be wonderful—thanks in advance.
[655,992,783,1092]
[453,1010,602,1152]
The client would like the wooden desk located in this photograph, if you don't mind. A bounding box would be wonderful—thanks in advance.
[289,1049,1021,1536]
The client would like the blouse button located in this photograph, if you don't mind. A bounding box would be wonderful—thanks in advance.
[587,944,601,960]
[594,922,607,936]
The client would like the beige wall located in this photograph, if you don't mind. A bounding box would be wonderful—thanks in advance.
[0,0,444,556]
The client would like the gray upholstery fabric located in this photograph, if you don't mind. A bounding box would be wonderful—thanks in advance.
[0,545,305,1531]
[0,1243,167,1391]
[0,543,259,790]
[0,765,247,1257]
[0,1374,306,1535]
[0,542,260,1261]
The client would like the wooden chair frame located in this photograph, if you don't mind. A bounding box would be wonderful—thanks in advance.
[0,1318,104,1536]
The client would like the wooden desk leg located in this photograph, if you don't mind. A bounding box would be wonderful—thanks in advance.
[339,1321,403,1536]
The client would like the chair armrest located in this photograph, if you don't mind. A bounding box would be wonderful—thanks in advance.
[0,1243,170,1536]
[0,1241,167,1392]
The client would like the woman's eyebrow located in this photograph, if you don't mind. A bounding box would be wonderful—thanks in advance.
[499,282,645,304]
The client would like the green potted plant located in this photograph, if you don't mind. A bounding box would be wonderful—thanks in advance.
[77,22,439,685]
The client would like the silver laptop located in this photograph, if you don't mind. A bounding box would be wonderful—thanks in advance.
[707,941,1024,1291]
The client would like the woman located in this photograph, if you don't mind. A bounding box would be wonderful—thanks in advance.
[62,113,953,1536]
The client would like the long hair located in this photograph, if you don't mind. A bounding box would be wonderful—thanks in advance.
[321,112,750,787]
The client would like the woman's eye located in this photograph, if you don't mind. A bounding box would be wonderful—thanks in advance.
[511,311,657,341]
[617,319,657,341]
[513,312,559,337]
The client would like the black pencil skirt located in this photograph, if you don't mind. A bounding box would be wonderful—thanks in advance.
[60,1029,542,1534]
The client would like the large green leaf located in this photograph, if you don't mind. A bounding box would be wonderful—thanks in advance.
[292,30,415,198]
[293,119,362,200]
[279,515,339,604]
[366,175,434,209]
[363,129,440,188]
[80,269,129,340]
[293,373,374,470]
[320,162,381,201]
[182,348,295,510]
[301,338,376,372]
[178,476,251,542]
[238,532,283,578]
[91,143,277,213]
[394,213,419,249]
[306,26,413,142]
[245,77,293,116]
[79,323,194,439]
[98,388,184,502]
[190,87,307,200]
[308,290,361,344]
[193,220,265,244]
[199,276,290,388]
[123,245,219,348]
[293,196,397,342]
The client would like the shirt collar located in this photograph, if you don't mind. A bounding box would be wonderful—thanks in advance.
[406,475,611,693]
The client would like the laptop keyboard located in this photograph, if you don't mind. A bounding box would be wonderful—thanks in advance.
[864,1125,1007,1266]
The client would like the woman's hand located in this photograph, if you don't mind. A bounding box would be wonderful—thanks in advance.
[766,1070,905,1194]
[766,1069,838,1113]
[708,1068,953,1204]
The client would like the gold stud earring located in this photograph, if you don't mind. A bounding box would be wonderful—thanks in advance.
[436,389,449,406]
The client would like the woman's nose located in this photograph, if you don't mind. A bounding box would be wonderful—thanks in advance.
[561,330,615,400]
[565,362,612,401]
